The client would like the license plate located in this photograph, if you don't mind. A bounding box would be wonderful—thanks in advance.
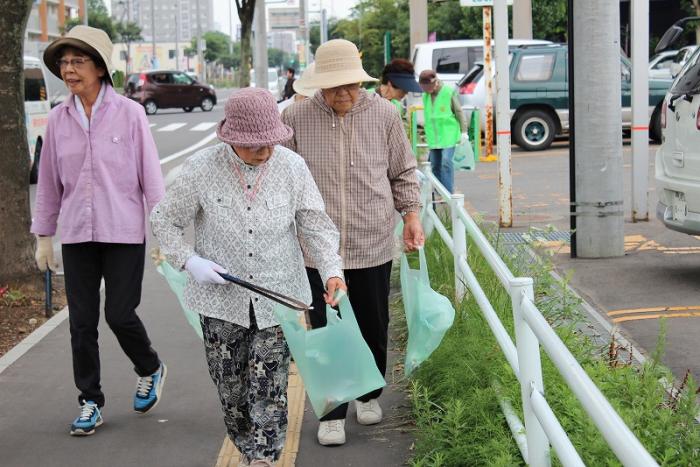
[671,192,687,222]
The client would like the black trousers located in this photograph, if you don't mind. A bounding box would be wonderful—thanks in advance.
[62,242,160,407]
[306,261,392,421]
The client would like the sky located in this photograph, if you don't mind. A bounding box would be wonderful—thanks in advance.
[212,0,359,36]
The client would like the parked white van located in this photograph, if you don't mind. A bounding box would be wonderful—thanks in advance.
[24,56,51,184]
[408,39,551,122]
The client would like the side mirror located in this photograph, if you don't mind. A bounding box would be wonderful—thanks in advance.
[656,25,684,53]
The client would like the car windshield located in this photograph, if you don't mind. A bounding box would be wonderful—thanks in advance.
[670,47,700,96]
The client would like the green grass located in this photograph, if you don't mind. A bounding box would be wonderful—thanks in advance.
[395,227,700,467]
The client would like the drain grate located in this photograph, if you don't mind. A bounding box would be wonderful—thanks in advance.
[496,230,571,244]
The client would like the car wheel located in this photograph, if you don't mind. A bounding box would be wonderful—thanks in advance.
[650,104,662,143]
[200,97,214,112]
[513,109,556,151]
[144,100,158,115]
[29,139,41,184]
[183,107,194,112]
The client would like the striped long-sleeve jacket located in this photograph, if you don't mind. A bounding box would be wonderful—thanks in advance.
[282,89,421,269]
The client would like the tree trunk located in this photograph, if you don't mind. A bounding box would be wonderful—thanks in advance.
[237,0,255,88]
[0,0,38,282]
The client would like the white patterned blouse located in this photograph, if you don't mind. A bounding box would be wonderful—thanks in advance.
[150,142,343,329]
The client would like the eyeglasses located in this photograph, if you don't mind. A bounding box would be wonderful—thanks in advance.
[56,58,92,70]
[325,83,361,94]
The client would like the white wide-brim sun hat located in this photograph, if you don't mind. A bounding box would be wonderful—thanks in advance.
[294,39,377,90]
[292,63,317,97]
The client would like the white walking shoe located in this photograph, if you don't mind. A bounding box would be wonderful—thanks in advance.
[317,419,346,446]
[355,399,383,425]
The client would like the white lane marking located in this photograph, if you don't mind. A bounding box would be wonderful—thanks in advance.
[190,122,217,132]
[149,123,157,128]
[158,123,188,132]
[160,132,218,165]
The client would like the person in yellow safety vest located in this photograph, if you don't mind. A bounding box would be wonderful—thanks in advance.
[419,69,468,193]
[368,59,423,116]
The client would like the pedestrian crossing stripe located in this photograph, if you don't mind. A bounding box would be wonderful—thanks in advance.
[158,123,188,132]
[607,305,700,323]
[190,122,218,132]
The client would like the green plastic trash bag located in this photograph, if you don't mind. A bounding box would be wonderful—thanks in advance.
[401,249,455,376]
[273,292,386,418]
[453,133,475,171]
[156,260,203,340]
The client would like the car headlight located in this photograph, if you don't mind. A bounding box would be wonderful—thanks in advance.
[209,84,215,90]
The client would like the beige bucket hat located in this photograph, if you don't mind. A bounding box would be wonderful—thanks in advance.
[294,39,377,90]
[292,63,317,97]
[43,25,114,85]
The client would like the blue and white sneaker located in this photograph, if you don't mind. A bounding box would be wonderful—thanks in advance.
[70,401,103,436]
[133,362,167,413]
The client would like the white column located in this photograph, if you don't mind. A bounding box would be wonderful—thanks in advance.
[512,0,533,39]
[494,0,512,227]
[631,0,650,221]
[254,0,268,89]
[409,0,428,53]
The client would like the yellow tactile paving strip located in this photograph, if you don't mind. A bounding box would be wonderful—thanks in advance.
[214,363,305,467]
[608,306,700,324]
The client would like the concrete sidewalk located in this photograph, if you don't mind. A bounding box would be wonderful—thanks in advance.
[0,241,414,467]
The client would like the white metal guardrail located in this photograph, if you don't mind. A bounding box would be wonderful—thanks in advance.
[418,162,658,467]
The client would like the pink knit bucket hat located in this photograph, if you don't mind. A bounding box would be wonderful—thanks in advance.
[216,88,293,147]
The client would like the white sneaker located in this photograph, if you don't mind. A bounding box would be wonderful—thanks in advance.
[355,399,383,425]
[317,419,346,446]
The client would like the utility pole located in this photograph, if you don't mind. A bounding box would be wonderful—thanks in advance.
[150,0,156,68]
[409,0,428,52]
[320,8,328,44]
[299,0,309,67]
[493,0,512,227]
[175,11,180,71]
[229,0,234,56]
[512,0,532,39]
[482,6,496,161]
[254,0,268,89]
[196,0,206,81]
[573,0,624,257]
[630,0,650,221]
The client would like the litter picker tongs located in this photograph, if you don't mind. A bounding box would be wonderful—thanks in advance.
[218,272,312,312]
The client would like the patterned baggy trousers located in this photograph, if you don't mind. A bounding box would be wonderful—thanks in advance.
[200,309,291,464]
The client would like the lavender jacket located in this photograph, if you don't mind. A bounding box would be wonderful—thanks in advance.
[31,85,164,243]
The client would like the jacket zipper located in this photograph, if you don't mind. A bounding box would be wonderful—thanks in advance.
[339,116,347,261]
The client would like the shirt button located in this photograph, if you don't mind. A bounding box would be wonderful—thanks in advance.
[247,207,251,211]
[254,297,259,302]
[248,253,253,257]
[249,275,253,279]
[248,229,253,234]
[247,185,251,189]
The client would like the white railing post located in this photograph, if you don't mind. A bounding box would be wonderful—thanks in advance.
[419,161,434,238]
[450,193,467,302]
[511,277,550,467]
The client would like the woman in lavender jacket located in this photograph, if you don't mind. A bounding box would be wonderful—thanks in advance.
[31,26,166,436]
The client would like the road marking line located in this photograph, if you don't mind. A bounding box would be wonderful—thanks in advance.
[149,123,157,128]
[158,123,188,132]
[160,132,218,165]
[215,362,305,467]
[608,305,700,317]
[190,122,217,132]
[612,312,700,323]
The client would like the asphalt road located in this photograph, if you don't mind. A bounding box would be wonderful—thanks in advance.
[458,140,700,382]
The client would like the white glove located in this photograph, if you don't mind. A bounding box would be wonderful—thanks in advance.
[35,236,58,272]
[185,255,228,285]
[460,132,469,143]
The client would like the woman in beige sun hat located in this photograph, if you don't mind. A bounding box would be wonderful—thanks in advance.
[281,38,425,447]
[32,25,167,436]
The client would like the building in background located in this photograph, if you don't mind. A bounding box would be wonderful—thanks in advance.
[111,41,201,74]
[110,0,212,43]
[25,0,85,57]
[269,31,296,55]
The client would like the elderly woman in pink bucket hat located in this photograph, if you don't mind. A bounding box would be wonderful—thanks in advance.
[151,87,345,467]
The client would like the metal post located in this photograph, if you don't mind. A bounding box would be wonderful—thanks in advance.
[512,0,532,39]
[196,0,205,81]
[320,8,328,44]
[175,12,180,71]
[450,193,467,301]
[384,31,392,65]
[419,161,435,238]
[254,0,268,89]
[567,0,576,258]
[494,0,512,227]
[299,0,309,67]
[631,0,649,221]
[510,278,550,467]
[409,0,428,53]
[482,6,496,162]
[82,0,88,25]
[573,0,624,257]
[150,0,156,68]
[229,0,234,56]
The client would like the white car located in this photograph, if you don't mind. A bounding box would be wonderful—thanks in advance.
[649,50,678,80]
[408,39,552,123]
[24,56,51,184]
[669,45,698,78]
[656,45,700,235]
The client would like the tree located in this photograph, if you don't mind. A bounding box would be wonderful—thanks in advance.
[114,21,142,74]
[0,0,37,282]
[189,31,232,63]
[64,0,117,40]
[235,0,256,87]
